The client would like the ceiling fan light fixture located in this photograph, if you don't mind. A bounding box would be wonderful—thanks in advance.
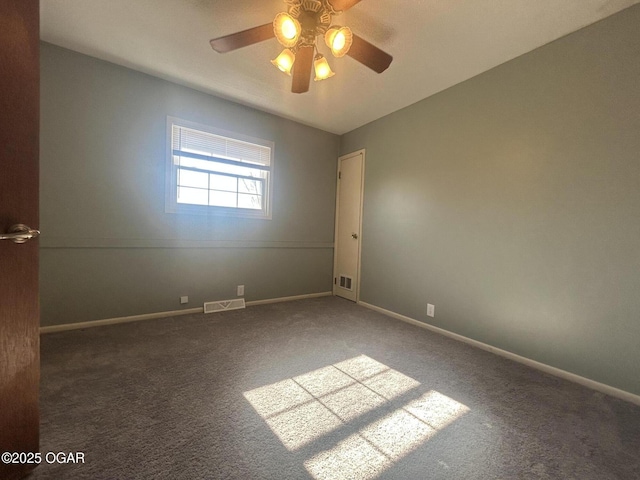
[273,12,301,48]
[210,0,393,94]
[325,26,352,57]
[271,48,296,75]
[313,54,335,81]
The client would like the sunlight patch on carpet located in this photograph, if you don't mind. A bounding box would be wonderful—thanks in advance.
[244,354,469,478]
[305,391,469,480]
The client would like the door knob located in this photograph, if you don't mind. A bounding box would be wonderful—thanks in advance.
[0,224,40,244]
[351,233,358,239]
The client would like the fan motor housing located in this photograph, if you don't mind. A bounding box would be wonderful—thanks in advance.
[289,0,332,37]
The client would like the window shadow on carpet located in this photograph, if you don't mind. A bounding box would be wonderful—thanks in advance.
[244,354,469,479]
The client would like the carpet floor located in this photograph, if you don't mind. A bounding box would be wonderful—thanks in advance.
[30,296,640,479]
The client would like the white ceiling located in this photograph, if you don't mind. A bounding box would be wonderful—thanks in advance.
[40,0,638,135]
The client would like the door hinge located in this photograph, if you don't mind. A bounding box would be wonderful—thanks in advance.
[338,171,341,179]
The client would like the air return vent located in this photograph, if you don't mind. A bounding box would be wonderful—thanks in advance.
[339,275,353,291]
[204,298,246,314]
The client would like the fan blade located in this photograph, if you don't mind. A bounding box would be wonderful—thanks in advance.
[210,23,274,53]
[329,0,362,12]
[347,34,393,73]
[292,45,314,94]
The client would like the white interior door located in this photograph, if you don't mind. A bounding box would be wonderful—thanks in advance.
[333,150,364,302]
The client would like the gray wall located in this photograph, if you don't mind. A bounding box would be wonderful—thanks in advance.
[341,6,640,395]
[40,43,340,326]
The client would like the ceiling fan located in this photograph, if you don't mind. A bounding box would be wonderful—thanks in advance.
[210,0,393,94]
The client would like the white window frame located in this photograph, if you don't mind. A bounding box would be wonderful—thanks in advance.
[165,117,274,219]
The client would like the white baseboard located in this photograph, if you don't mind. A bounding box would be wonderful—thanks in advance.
[39,307,204,334]
[39,291,333,334]
[246,291,332,306]
[358,301,640,407]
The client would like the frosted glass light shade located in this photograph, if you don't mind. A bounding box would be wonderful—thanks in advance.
[273,12,301,48]
[313,55,335,81]
[271,48,296,75]
[325,26,353,57]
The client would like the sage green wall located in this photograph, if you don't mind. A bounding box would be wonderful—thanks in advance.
[341,6,640,395]
[40,43,340,326]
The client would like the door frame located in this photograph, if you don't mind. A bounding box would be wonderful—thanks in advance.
[332,149,365,302]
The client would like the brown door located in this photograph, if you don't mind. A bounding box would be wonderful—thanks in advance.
[0,1,41,479]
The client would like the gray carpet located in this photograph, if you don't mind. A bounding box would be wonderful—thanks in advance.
[30,296,640,479]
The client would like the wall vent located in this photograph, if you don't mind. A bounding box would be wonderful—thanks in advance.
[339,275,353,291]
[204,298,246,314]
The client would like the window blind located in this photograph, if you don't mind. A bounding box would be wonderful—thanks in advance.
[172,125,271,166]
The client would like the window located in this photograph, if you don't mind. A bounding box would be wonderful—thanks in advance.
[166,117,274,219]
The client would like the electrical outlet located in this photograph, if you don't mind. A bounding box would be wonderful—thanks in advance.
[180,296,189,305]
[237,285,245,296]
[427,303,435,317]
